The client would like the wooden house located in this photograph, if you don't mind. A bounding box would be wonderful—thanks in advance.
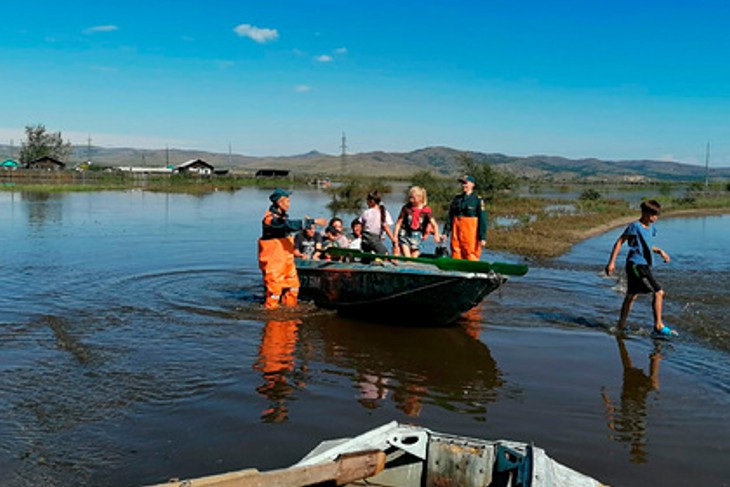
[175,158,215,175]
[27,156,66,171]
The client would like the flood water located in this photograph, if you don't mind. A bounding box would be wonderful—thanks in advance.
[1,188,728,486]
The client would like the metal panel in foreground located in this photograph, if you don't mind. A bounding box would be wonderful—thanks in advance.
[426,433,495,487]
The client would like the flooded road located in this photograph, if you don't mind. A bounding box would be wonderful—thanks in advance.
[1,189,728,486]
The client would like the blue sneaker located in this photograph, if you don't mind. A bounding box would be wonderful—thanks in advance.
[651,326,678,339]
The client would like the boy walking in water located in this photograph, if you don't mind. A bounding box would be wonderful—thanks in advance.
[605,200,678,338]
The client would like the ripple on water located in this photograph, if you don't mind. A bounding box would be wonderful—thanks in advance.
[0,266,284,485]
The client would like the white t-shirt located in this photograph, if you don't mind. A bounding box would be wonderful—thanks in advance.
[348,237,362,249]
[359,206,394,235]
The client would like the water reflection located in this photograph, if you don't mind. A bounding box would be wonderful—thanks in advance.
[249,313,508,421]
[20,191,63,227]
[253,320,303,423]
[601,336,663,464]
[313,317,507,418]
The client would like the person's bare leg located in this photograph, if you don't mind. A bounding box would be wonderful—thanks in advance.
[652,289,665,331]
[617,294,637,330]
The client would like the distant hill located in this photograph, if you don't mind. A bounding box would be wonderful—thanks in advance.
[1,144,728,182]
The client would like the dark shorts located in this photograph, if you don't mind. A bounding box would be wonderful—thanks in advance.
[626,264,662,295]
[362,232,388,254]
[398,230,423,250]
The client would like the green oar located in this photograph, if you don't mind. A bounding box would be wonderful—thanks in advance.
[325,248,528,276]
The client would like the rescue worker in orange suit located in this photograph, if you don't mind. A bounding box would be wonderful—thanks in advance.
[258,188,326,309]
[442,175,488,261]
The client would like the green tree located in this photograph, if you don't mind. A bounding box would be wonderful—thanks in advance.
[457,154,517,201]
[409,170,453,216]
[326,178,392,214]
[19,124,73,165]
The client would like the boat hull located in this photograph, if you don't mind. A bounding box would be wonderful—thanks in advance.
[295,259,505,325]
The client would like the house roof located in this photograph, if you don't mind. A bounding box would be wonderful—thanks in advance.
[31,156,65,165]
[177,158,214,169]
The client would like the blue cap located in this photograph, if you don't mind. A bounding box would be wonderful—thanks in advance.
[269,188,292,203]
[458,175,476,184]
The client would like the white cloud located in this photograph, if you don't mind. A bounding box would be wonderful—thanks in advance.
[334,47,347,55]
[295,85,311,93]
[84,25,119,34]
[315,54,333,63]
[233,24,279,43]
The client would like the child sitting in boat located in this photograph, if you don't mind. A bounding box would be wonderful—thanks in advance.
[348,218,363,250]
[393,186,442,258]
[293,221,323,260]
[327,217,351,248]
[321,225,345,260]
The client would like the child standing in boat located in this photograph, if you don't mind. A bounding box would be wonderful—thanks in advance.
[358,190,396,254]
[393,186,442,258]
[605,199,677,338]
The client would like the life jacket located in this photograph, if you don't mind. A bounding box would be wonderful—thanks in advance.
[402,204,433,233]
[262,205,304,240]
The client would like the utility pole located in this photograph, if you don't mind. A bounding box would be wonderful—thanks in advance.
[704,140,710,189]
[340,132,347,172]
[228,143,232,166]
[87,135,93,164]
[166,144,170,168]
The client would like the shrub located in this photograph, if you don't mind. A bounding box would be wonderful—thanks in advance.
[579,188,601,201]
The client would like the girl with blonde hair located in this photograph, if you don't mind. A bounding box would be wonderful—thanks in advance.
[393,186,441,258]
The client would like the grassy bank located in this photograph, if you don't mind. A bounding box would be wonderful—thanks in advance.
[487,193,730,259]
[0,172,313,194]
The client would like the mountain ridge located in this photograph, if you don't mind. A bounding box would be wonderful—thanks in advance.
[1,144,728,181]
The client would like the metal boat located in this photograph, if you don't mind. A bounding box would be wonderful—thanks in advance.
[147,421,605,486]
[295,256,505,325]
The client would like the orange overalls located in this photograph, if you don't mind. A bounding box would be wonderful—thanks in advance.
[443,192,488,261]
[258,206,306,309]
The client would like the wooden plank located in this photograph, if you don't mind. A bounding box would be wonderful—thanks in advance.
[146,449,386,487]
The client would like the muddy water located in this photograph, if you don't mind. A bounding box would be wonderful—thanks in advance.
[1,189,728,486]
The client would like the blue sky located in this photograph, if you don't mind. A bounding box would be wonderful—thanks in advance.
[2,0,729,165]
